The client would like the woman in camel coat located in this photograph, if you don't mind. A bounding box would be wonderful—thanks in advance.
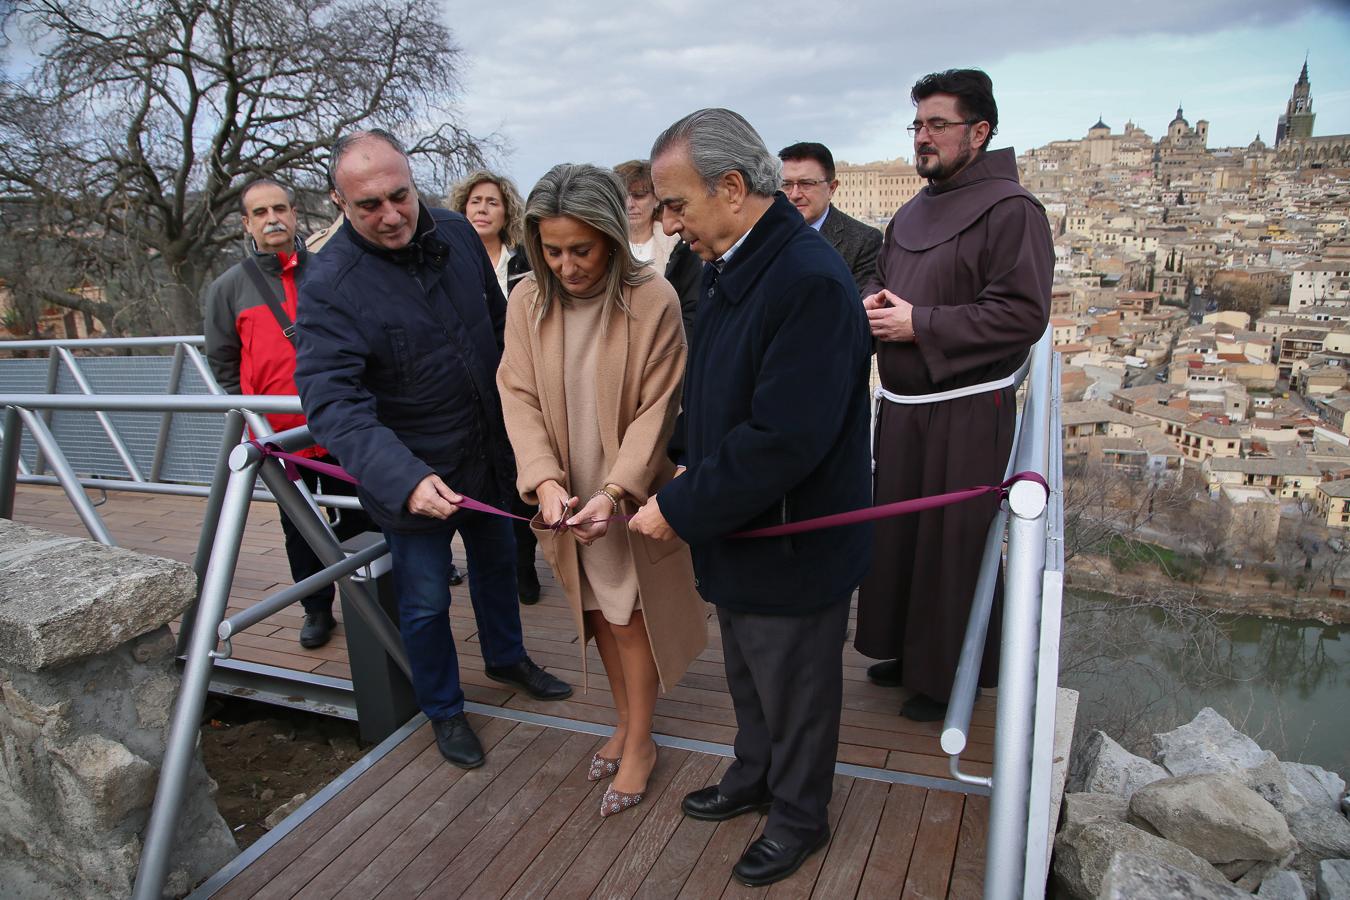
[496,163,707,819]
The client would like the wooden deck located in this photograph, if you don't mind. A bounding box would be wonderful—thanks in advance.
[200,714,990,899]
[6,484,1079,898]
[10,484,997,783]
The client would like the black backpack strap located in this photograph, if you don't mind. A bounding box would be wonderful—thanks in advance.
[242,256,296,343]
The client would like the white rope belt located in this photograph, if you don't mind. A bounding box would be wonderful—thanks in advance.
[874,371,1018,405]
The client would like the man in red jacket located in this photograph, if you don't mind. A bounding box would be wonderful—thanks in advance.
[204,178,372,648]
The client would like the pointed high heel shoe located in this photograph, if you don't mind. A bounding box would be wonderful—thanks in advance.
[587,752,621,782]
[600,783,645,818]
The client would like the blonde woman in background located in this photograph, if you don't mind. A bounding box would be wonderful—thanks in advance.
[497,163,706,818]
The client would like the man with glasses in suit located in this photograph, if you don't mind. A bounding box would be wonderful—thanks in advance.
[776,142,881,293]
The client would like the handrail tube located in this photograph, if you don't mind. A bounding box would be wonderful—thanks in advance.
[218,540,389,640]
[14,407,115,546]
[255,460,412,679]
[940,334,1041,763]
[1022,350,1067,894]
[34,352,59,475]
[941,506,1010,757]
[984,482,1048,900]
[0,394,301,413]
[132,447,258,900]
[0,335,205,350]
[55,347,146,482]
[982,332,1053,900]
[180,410,247,657]
[150,344,188,481]
[182,344,227,396]
[0,406,20,518]
[15,473,361,508]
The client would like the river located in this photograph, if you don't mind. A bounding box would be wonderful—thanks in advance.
[1060,589,1349,777]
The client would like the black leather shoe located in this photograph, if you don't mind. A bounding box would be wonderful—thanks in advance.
[299,611,336,649]
[432,713,484,769]
[681,785,773,821]
[448,563,465,587]
[901,692,948,722]
[517,563,541,605]
[732,830,830,887]
[484,657,572,700]
[866,658,902,687]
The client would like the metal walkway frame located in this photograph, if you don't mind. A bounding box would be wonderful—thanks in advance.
[0,332,1065,899]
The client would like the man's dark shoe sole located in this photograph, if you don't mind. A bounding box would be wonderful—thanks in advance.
[732,830,830,887]
[681,793,773,822]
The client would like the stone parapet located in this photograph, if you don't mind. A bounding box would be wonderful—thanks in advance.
[0,519,236,898]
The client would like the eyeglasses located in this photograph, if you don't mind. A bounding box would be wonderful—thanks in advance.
[780,178,830,192]
[906,118,979,136]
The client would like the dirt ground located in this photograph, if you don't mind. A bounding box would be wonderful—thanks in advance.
[199,698,367,849]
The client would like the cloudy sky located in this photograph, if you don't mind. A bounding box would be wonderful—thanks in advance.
[442,0,1350,190]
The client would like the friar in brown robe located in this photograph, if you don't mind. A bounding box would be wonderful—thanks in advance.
[856,70,1053,720]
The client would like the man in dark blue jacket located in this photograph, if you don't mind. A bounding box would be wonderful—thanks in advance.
[294,130,571,769]
[631,109,873,887]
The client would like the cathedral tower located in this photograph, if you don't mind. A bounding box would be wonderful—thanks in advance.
[1275,60,1315,146]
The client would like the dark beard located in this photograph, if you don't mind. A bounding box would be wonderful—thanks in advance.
[917,140,975,182]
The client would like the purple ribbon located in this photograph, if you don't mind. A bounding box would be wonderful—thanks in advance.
[248,441,1048,539]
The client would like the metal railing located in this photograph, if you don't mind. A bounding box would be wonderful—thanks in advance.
[0,338,417,900]
[2,334,1066,899]
[936,328,1064,898]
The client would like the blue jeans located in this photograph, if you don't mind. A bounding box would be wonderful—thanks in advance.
[384,511,527,720]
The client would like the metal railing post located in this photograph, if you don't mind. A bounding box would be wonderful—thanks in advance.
[0,406,20,519]
[32,350,59,476]
[14,407,115,546]
[132,442,260,900]
[55,347,146,482]
[150,343,188,482]
[178,409,248,656]
[255,461,411,678]
[984,479,1047,900]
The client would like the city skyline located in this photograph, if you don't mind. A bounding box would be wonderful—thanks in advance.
[445,1,1350,189]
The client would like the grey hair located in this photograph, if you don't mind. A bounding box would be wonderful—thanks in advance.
[238,178,295,215]
[522,163,654,330]
[650,108,781,197]
[329,128,410,196]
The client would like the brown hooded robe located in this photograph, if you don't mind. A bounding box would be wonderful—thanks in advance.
[854,147,1053,702]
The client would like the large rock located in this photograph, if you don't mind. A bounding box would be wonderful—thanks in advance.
[1060,792,1130,839]
[1129,772,1296,864]
[1077,730,1169,799]
[1096,851,1248,899]
[1283,762,1348,814]
[0,520,196,670]
[1054,820,1229,899]
[1244,753,1308,817]
[1290,808,1350,894]
[1318,860,1350,899]
[1151,707,1267,777]
[1259,868,1309,899]
[0,522,235,899]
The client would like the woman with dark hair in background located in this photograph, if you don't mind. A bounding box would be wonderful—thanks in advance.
[449,170,541,603]
[497,163,706,817]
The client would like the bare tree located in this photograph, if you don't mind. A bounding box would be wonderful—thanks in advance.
[0,0,497,335]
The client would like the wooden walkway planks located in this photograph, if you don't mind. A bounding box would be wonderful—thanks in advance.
[210,719,987,899]
[10,485,999,785]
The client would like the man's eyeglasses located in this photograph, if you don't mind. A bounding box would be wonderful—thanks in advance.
[780,178,830,192]
[906,118,979,136]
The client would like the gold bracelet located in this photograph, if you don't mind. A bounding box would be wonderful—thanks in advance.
[589,487,620,516]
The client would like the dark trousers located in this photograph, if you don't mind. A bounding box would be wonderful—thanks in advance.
[716,599,850,846]
[384,512,527,720]
[278,453,374,615]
